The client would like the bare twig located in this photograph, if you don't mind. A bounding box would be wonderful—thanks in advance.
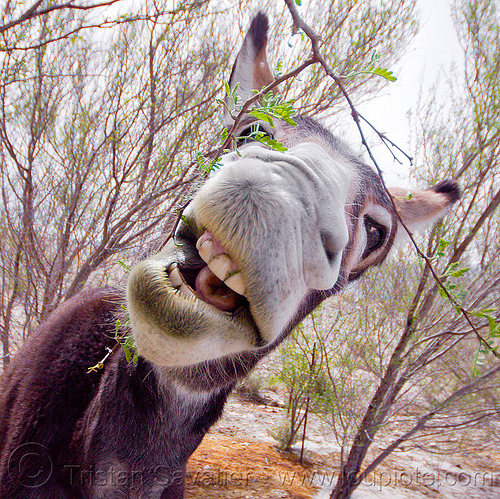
[0,0,122,34]
[0,16,152,52]
[357,363,500,484]
[359,114,413,165]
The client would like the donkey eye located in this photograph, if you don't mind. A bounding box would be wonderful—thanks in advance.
[364,216,386,254]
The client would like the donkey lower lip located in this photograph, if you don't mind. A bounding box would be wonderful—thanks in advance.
[128,249,262,366]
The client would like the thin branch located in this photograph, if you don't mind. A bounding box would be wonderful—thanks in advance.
[356,363,500,484]
[359,114,413,165]
[0,0,121,34]
[0,15,153,52]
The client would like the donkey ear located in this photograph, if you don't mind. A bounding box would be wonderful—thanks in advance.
[225,12,274,126]
[389,179,461,233]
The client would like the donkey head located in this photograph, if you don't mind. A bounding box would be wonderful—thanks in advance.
[127,13,459,367]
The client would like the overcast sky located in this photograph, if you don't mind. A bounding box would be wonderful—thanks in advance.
[356,0,463,187]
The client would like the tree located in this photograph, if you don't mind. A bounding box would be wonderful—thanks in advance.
[0,0,224,365]
[6,4,497,498]
[6,1,497,498]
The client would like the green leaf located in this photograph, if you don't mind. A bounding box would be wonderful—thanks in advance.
[118,261,130,271]
[253,132,288,152]
[295,0,301,5]
[441,262,469,278]
[249,109,275,127]
[470,308,497,322]
[87,362,104,373]
[121,335,139,364]
[451,267,469,277]
[220,127,228,143]
[455,288,469,302]
[471,308,499,336]
[209,158,223,171]
[437,238,450,257]
[272,107,297,126]
[274,59,283,77]
[249,93,297,128]
[122,344,132,363]
[196,150,222,174]
[446,262,460,274]
[372,67,397,82]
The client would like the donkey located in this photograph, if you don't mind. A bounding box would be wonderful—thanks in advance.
[0,12,459,499]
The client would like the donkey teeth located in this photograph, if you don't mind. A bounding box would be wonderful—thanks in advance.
[167,265,183,288]
[167,264,197,299]
[201,250,246,296]
[195,241,246,296]
[195,235,204,251]
[179,283,196,299]
[207,254,232,282]
[224,273,246,296]
[197,240,213,264]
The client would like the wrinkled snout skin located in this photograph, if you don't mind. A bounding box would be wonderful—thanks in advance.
[127,143,352,366]
[192,144,350,337]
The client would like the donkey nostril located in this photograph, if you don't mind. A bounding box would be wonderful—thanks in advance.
[321,231,340,265]
[325,249,335,264]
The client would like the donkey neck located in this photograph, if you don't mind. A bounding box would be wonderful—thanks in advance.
[72,352,233,496]
[157,349,265,393]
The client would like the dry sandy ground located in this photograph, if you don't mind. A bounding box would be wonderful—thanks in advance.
[186,391,500,499]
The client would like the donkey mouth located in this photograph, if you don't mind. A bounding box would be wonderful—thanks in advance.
[127,225,261,366]
[166,262,246,314]
[165,229,247,314]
